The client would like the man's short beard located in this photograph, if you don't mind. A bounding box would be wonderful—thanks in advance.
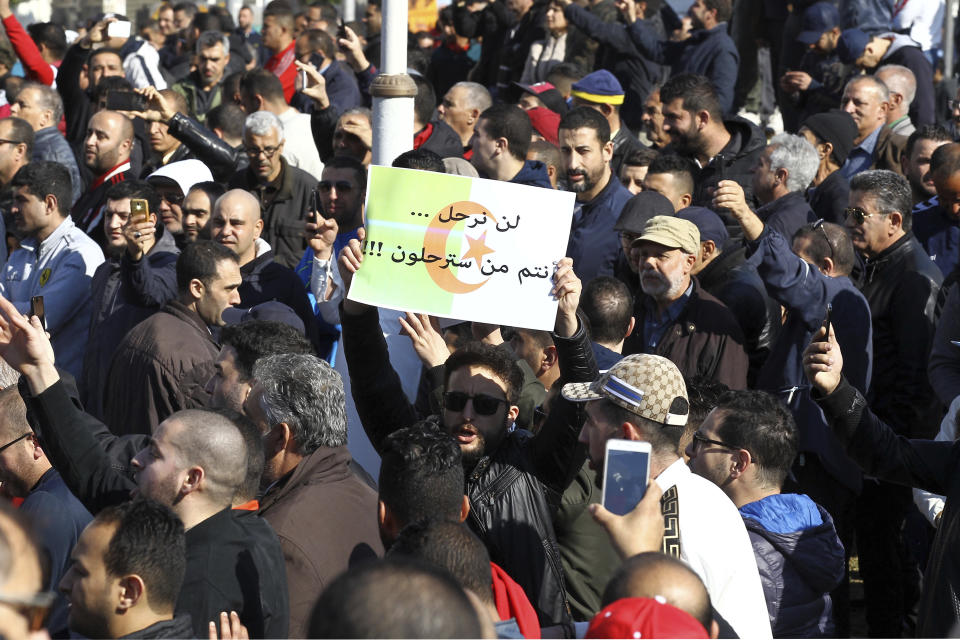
[670,126,709,158]
[567,169,597,194]
[640,268,687,301]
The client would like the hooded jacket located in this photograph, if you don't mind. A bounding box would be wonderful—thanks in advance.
[81,225,180,419]
[628,21,739,115]
[511,159,554,189]
[690,117,767,218]
[740,494,845,638]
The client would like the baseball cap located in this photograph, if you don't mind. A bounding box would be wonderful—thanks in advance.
[836,28,871,65]
[561,354,689,426]
[527,106,561,145]
[614,192,675,234]
[586,597,709,639]
[796,2,840,45]
[146,159,215,197]
[221,301,306,335]
[571,70,625,106]
[632,215,700,255]
[801,109,858,165]
[676,206,728,247]
[514,81,569,115]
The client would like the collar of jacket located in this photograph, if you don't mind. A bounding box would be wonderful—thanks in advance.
[697,245,746,290]
[580,171,621,209]
[118,615,195,639]
[757,189,806,216]
[240,247,275,277]
[259,446,355,511]
[639,276,702,337]
[163,299,216,340]
[861,232,911,283]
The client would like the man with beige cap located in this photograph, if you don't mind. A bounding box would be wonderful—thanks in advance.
[622,215,748,389]
[562,352,771,639]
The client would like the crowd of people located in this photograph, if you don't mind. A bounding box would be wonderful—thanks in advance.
[0,0,955,637]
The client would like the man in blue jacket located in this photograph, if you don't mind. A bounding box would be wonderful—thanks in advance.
[562,107,632,282]
[625,0,738,116]
[469,104,552,188]
[686,389,845,638]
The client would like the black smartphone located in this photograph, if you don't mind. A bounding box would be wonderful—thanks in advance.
[337,18,347,39]
[823,303,833,337]
[30,296,45,331]
[105,90,147,112]
[309,189,321,223]
[715,152,726,185]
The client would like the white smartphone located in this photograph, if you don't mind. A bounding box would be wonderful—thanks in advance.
[602,439,652,516]
[107,20,131,39]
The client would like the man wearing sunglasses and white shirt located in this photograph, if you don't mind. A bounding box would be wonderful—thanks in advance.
[337,250,593,630]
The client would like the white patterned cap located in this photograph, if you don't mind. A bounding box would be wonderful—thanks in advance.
[561,354,689,426]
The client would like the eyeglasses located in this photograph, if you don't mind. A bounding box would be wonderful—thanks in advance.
[443,391,507,416]
[0,433,30,455]
[843,206,886,225]
[812,218,833,259]
[0,590,55,632]
[244,145,282,158]
[691,431,740,451]
[318,180,354,193]
[157,191,184,206]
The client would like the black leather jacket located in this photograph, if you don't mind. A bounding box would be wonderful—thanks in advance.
[856,233,942,438]
[166,112,248,182]
[340,305,597,628]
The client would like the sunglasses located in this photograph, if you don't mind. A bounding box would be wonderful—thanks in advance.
[158,191,184,206]
[443,391,507,416]
[318,180,354,193]
[691,431,740,451]
[812,218,833,259]
[843,206,885,225]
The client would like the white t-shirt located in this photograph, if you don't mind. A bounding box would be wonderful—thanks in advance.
[656,459,773,639]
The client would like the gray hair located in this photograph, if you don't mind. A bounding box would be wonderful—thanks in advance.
[196,30,230,55]
[22,82,63,125]
[849,169,913,232]
[340,106,372,123]
[876,64,917,107]
[844,75,890,103]
[452,81,492,112]
[768,133,819,192]
[253,354,347,454]
[244,110,284,142]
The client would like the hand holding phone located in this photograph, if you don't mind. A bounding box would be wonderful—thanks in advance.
[130,198,150,225]
[30,296,45,331]
[602,440,651,516]
[822,303,832,338]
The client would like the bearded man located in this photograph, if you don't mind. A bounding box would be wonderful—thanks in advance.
[621,215,749,389]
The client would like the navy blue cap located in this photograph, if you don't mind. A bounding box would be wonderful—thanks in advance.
[571,70,624,106]
[675,206,728,247]
[836,28,871,65]
[615,192,675,233]
[221,301,306,335]
[796,2,840,45]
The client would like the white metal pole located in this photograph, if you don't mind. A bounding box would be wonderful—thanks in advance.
[946,0,956,79]
[369,0,415,167]
[343,0,356,24]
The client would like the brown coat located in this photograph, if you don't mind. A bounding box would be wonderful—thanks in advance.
[870,126,908,175]
[624,277,749,390]
[258,446,383,638]
[102,300,218,436]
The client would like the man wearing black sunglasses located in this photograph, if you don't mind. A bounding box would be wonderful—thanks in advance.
[843,169,941,637]
[338,249,593,629]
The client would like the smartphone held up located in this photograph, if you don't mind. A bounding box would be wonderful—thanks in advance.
[602,440,652,516]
